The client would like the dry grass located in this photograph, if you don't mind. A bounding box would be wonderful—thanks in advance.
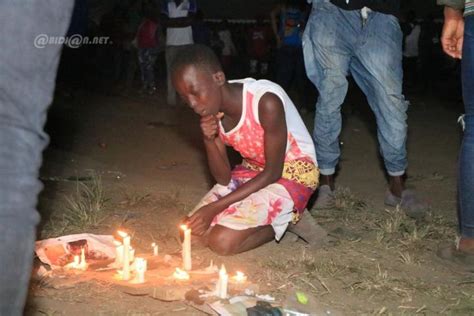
[328,187,367,212]
[61,172,108,230]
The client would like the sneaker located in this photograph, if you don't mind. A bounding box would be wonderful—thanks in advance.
[384,189,429,219]
[313,185,334,209]
[287,210,328,246]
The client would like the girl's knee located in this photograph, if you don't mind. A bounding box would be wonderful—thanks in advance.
[208,228,238,256]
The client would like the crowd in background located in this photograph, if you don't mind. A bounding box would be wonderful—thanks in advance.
[58,0,461,107]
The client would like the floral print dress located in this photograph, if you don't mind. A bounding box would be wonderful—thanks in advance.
[190,78,319,240]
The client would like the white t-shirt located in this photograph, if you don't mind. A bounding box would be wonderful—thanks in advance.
[161,0,197,46]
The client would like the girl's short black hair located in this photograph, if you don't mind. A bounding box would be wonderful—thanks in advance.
[171,44,222,76]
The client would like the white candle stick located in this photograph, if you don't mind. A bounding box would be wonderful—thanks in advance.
[152,242,158,256]
[73,255,80,267]
[118,231,131,280]
[134,258,147,283]
[180,225,192,271]
[216,264,228,299]
[114,241,123,266]
[129,247,135,262]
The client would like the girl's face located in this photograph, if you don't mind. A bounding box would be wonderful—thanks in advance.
[172,65,224,116]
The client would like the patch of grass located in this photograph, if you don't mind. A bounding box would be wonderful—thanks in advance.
[62,172,108,230]
[377,207,406,234]
[328,187,367,212]
[398,251,417,265]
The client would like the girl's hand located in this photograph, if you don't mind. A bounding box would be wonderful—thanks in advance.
[186,204,220,236]
[200,112,224,140]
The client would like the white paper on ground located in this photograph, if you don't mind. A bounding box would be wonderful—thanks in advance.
[35,233,115,269]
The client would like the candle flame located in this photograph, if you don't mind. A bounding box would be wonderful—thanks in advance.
[173,268,190,280]
[233,271,247,283]
[117,230,128,238]
[151,242,156,247]
[219,264,227,276]
[180,224,188,231]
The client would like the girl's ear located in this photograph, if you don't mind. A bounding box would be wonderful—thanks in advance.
[213,71,226,86]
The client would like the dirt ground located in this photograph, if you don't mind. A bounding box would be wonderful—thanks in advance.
[25,83,474,315]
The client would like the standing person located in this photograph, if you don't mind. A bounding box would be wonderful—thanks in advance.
[0,1,73,315]
[247,15,272,77]
[217,20,238,76]
[303,0,427,217]
[161,0,197,105]
[271,0,307,96]
[136,12,162,95]
[438,0,474,264]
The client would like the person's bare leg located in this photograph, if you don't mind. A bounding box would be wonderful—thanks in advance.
[207,225,275,256]
[388,175,405,198]
[320,174,335,190]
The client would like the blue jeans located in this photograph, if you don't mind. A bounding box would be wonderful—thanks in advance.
[303,0,408,176]
[0,2,73,315]
[459,16,474,239]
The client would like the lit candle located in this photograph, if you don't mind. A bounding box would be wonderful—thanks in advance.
[80,248,86,265]
[151,242,158,256]
[129,247,135,262]
[118,231,131,280]
[216,264,228,299]
[173,267,190,280]
[73,255,80,267]
[134,258,147,283]
[232,271,247,283]
[114,241,123,266]
[180,225,192,271]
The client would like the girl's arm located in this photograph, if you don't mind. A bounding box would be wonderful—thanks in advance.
[199,113,232,184]
[204,136,232,185]
[187,93,287,234]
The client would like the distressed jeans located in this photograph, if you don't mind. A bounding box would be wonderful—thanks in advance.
[459,16,474,238]
[303,0,408,176]
[0,1,73,315]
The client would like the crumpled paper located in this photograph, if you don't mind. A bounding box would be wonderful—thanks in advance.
[35,233,115,269]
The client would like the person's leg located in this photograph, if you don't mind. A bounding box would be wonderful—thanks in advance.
[206,182,296,254]
[138,48,148,89]
[350,12,427,217]
[302,2,355,205]
[207,224,275,255]
[458,16,474,253]
[0,2,73,315]
[350,14,408,192]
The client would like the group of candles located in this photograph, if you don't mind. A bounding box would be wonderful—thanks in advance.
[67,225,248,297]
[115,230,153,283]
[68,247,88,271]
